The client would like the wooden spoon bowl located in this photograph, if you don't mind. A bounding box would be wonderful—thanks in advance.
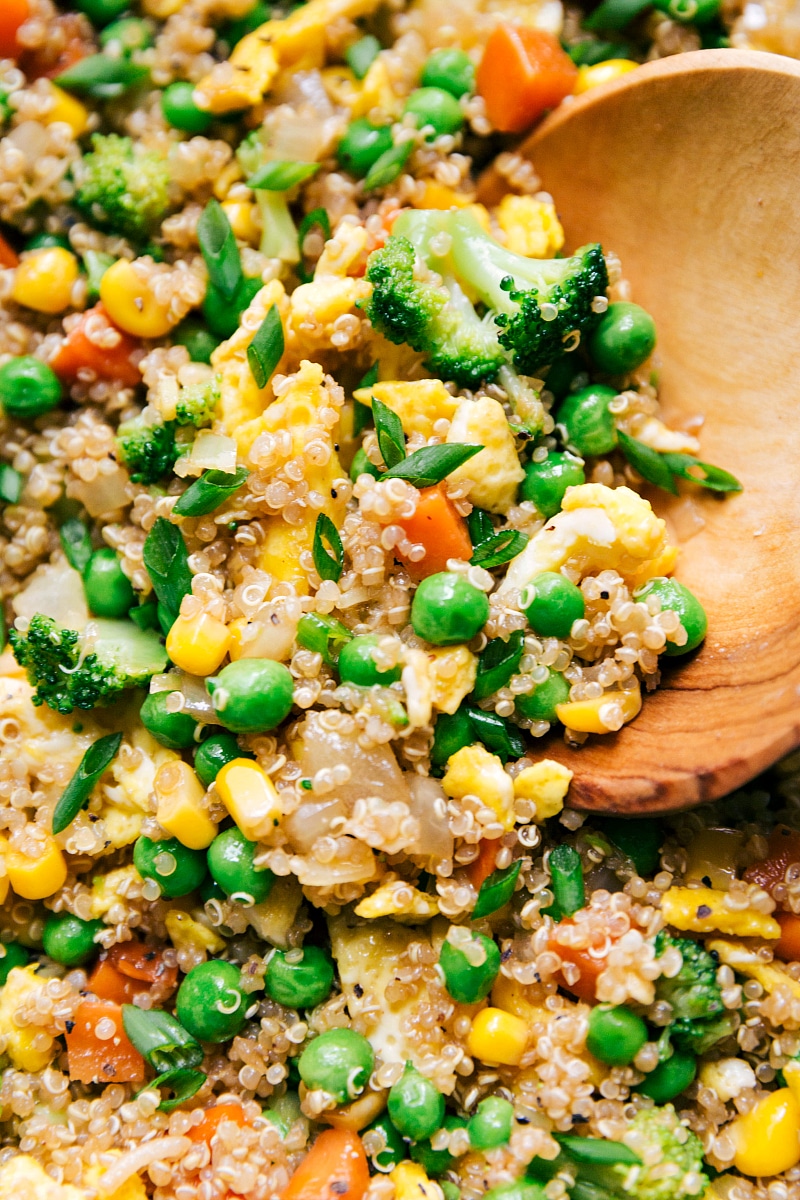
[481,50,800,814]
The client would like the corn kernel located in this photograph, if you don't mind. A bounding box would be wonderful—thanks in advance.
[413,181,474,210]
[155,760,218,850]
[12,247,79,314]
[495,194,564,258]
[165,908,226,955]
[390,1162,440,1200]
[44,82,89,136]
[215,758,281,841]
[661,886,780,938]
[467,1007,528,1066]
[166,612,231,677]
[574,59,638,95]
[556,680,642,735]
[7,835,67,900]
[0,834,9,906]
[513,760,572,821]
[222,200,261,244]
[100,258,174,338]
[731,1089,800,1176]
[784,1062,800,1106]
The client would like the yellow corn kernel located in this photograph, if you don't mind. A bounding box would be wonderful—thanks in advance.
[222,200,261,244]
[0,834,9,906]
[495,194,564,258]
[513,760,572,821]
[12,247,79,314]
[413,181,474,210]
[730,1089,800,1176]
[661,887,780,939]
[556,680,642,735]
[43,82,89,136]
[574,59,638,95]
[321,66,360,109]
[166,612,231,677]
[350,56,400,118]
[100,259,174,338]
[390,1162,440,1200]
[215,758,281,841]
[7,836,67,900]
[784,1062,800,1106]
[467,1007,528,1066]
[212,159,244,201]
[165,908,226,955]
[155,760,218,850]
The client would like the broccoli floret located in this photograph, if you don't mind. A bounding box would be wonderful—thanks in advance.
[365,208,607,385]
[174,377,220,428]
[75,134,171,242]
[670,1011,738,1055]
[10,614,168,714]
[655,931,732,1055]
[116,415,178,484]
[236,132,300,264]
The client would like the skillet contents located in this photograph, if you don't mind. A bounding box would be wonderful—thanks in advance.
[0,0,792,1198]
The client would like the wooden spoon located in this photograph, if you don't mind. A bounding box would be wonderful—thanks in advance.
[480,49,800,814]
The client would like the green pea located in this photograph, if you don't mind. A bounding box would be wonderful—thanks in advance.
[439,932,500,1004]
[636,1051,697,1103]
[338,634,401,687]
[265,946,335,1009]
[140,691,198,750]
[365,1113,407,1171]
[199,875,226,906]
[388,1062,445,1141]
[411,1114,467,1174]
[337,119,393,177]
[133,835,207,899]
[431,708,473,771]
[0,942,29,985]
[421,48,475,98]
[298,1028,375,1105]
[42,913,103,967]
[484,1184,547,1200]
[194,731,248,788]
[350,446,380,482]
[203,276,262,338]
[556,385,618,457]
[176,959,247,1042]
[82,548,135,619]
[589,302,657,375]
[99,17,155,53]
[25,232,72,252]
[207,826,274,904]
[467,1096,515,1150]
[441,1184,461,1200]
[263,1089,302,1137]
[404,87,464,139]
[521,572,585,640]
[161,81,213,134]
[411,573,489,646]
[654,0,720,23]
[172,319,219,365]
[544,358,585,401]
[633,577,708,656]
[519,452,585,519]
[75,0,130,26]
[0,357,62,422]
[599,816,661,876]
[514,669,570,723]
[207,657,294,734]
[586,1005,648,1066]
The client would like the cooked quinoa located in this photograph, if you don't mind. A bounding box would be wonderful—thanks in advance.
[0,0,797,1198]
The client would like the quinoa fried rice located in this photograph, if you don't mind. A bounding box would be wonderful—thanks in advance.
[0,0,798,1197]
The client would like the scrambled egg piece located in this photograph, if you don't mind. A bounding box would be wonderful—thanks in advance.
[212,279,291,436]
[446,396,525,514]
[499,483,671,598]
[165,909,226,956]
[391,1162,442,1200]
[0,1156,84,1200]
[661,887,781,939]
[90,865,140,919]
[621,414,701,455]
[350,56,403,119]
[706,938,800,1000]
[287,225,371,357]
[513,760,572,820]
[442,744,515,831]
[495,195,564,258]
[0,967,57,1071]
[353,379,460,440]
[100,727,179,849]
[699,1057,757,1103]
[83,1154,147,1200]
[195,0,384,112]
[248,875,304,948]
[355,877,439,920]
[427,646,478,715]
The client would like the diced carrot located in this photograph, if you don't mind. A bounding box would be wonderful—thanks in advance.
[187,1103,252,1144]
[548,924,605,1003]
[774,912,800,962]
[0,0,29,60]
[108,940,178,992]
[23,13,91,79]
[395,484,473,580]
[87,958,149,1005]
[744,825,800,902]
[477,25,578,134]
[0,231,19,270]
[50,304,142,388]
[281,1130,369,1200]
[66,1000,145,1084]
[467,839,500,891]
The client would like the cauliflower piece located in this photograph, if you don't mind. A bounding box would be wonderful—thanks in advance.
[495,195,565,258]
[165,909,226,956]
[699,1057,757,1103]
[0,967,57,1071]
[442,743,515,830]
[355,877,439,921]
[513,759,572,820]
[661,887,780,939]
[446,396,525,514]
[211,279,291,437]
[499,483,670,598]
[352,379,460,440]
[706,938,800,1001]
[0,1156,85,1200]
[90,865,141,918]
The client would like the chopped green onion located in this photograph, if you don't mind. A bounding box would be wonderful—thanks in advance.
[246,160,320,190]
[372,396,406,470]
[661,450,742,493]
[313,513,344,582]
[197,199,243,303]
[297,207,331,284]
[52,732,123,835]
[173,466,249,518]
[473,860,522,919]
[122,1005,203,1074]
[143,517,193,631]
[296,612,352,664]
[363,140,413,191]
[617,430,677,494]
[381,442,482,488]
[82,249,115,302]
[346,34,381,79]
[473,631,525,702]
[583,0,653,31]
[547,844,585,920]
[618,430,742,496]
[464,706,526,763]
[470,528,528,570]
[60,517,94,574]
[247,303,284,389]
[467,507,494,547]
[0,464,23,504]
[554,1135,642,1166]
[142,1067,205,1112]
[56,54,149,97]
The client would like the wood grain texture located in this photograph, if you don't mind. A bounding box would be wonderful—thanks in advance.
[481,50,800,813]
